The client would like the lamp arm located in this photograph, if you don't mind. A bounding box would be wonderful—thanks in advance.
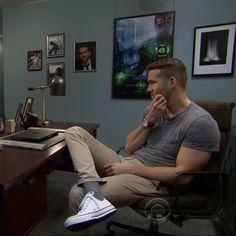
[28,85,51,91]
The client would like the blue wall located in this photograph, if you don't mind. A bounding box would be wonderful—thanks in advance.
[2,0,236,149]
[0,8,3,116]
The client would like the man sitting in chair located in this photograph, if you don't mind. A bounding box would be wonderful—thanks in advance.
[64,58,220,230]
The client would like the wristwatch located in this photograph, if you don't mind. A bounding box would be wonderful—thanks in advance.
[142,118,155,128]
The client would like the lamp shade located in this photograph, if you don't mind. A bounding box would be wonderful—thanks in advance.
[50,76,65,96]
[50,66,65,96]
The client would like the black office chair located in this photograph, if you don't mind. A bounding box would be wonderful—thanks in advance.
[105,100,235,236]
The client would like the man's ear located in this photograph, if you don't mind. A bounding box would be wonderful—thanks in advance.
[168,76,177,89]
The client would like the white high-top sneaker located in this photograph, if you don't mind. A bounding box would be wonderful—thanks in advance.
[64,191,116,230]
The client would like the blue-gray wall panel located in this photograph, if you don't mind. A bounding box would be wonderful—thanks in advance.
[3,0,236,149]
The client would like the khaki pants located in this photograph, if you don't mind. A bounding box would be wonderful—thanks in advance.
[65,126,167,214]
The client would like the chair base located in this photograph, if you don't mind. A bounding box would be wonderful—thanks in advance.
[105,221,172,236]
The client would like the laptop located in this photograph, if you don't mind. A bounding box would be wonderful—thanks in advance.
[10,129,59,142]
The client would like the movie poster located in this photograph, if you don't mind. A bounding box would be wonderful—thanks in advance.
[112,12,175,98]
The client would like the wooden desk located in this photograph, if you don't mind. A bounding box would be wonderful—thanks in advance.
[0,122,99,236]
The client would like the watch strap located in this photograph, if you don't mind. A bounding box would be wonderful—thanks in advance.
[143,118,155,128]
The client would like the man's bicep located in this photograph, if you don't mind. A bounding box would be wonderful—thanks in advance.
[176,146,212,172]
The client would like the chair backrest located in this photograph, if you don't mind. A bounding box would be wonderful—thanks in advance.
[194,100,235,172]
[187,100,235,205]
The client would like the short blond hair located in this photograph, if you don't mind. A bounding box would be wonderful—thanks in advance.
[146,58,188,88]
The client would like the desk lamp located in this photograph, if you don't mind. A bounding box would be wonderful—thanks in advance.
[28,77,65,125]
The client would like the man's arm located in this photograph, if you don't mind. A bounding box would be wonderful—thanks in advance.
[104,146,212,185]
[125,95,167,154]
[125,124,152,155]
[134,146,212,184]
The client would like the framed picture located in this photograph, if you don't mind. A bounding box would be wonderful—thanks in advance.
[27,50,42,71]
[22,97,34,124]
[0,114,4,133]
[74,41,96,72]
[112,11,175,99]
[15,102,23,125]
[47,62,65,96]
[47,33,65,58]
[192,22,236,76]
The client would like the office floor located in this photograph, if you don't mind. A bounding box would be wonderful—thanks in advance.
[28,170,224,236]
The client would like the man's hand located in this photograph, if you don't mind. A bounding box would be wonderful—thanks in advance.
[145,94,167,122]
[104,161,138,176]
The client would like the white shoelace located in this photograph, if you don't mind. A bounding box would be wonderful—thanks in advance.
[78,191,99,214]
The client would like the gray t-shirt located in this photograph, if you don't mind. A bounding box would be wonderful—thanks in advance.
[134,102,220,167]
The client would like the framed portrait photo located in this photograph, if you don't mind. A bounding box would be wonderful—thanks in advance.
[192,22,236,76]
[47,62,65,96]
[47,33,65,58]
[27,50,42,71]
[112,11,175,99]
[74,41,96,72]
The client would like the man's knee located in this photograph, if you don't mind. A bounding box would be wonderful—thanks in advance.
[65,126,89,142]
[68,184,84,214]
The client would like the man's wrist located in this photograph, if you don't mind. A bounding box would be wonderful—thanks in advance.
[142,118,156,128]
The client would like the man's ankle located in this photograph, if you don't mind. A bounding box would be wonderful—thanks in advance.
[83,181,104,200]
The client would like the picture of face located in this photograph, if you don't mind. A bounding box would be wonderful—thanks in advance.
[78,46,91,65]
[74,41,96,72]
[154,13,173,40]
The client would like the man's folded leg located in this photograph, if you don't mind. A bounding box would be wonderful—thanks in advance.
[65,181,116,230]
[64,190,116,231]
[64,174,161,231]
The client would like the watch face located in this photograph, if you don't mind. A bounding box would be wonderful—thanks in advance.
[143,118,156,128]
[143,119,148,127]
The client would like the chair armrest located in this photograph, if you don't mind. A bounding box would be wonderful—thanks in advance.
[171,171,228,210]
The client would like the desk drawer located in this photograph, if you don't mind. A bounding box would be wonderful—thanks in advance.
[1,167,47,236]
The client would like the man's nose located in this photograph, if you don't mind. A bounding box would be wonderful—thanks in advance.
[147,84,152,93]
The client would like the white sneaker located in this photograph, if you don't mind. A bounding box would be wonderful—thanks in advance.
[64,191,116,230]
